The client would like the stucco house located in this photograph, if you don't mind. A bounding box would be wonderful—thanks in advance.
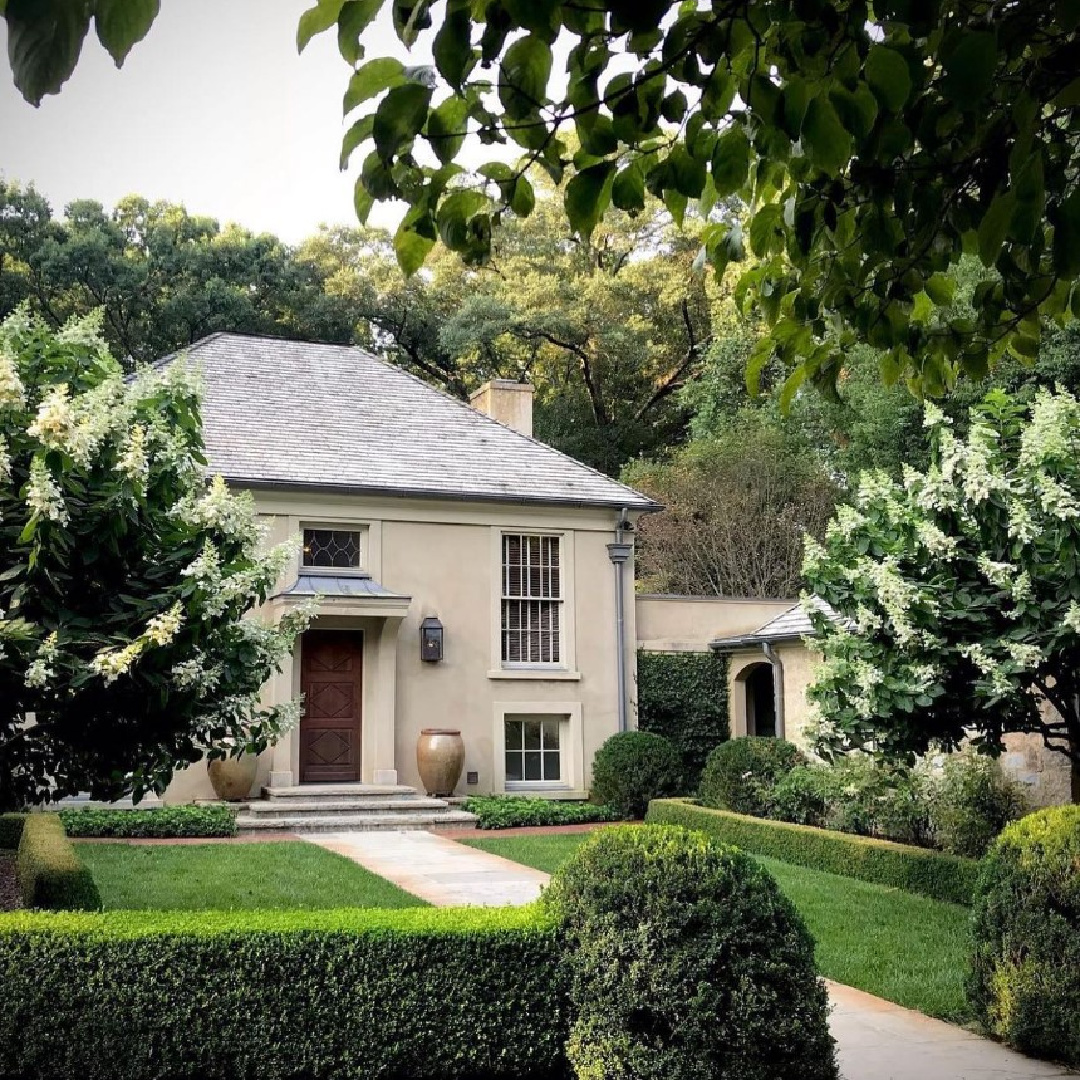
[160,334,658,819]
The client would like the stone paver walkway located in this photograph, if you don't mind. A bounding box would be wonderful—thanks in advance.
[307,829,548,906]
[311,830,1075,1080]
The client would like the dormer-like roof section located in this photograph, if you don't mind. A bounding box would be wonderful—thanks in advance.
[159,334,659,511]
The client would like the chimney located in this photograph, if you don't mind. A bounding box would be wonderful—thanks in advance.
[469,379,534,437]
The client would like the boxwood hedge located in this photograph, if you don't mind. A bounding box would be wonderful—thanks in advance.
[0,905,570,1080]
[59,804,237,839]
[0,812,26,850]
[15,814,101,911]
[462,796,619,830]
[647,799,979,905]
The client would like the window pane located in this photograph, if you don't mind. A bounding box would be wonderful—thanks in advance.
[523,751,542,781]
[303,529,361,568]
[505,720,523,751]
[501,534,562,664]
[543,751,561,781]
[542,718,560,749]
[505,752,523,782]
[523,721,542,750]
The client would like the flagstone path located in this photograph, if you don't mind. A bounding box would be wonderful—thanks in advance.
[309,829,1077,1080]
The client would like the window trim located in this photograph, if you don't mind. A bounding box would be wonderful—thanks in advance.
[298,522,369,577]
[503,715,565,787]
[492,702,585,795]
[491,528,577,676]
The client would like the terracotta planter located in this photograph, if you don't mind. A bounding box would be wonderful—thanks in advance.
[416,729,464,797]
[207,754,258,801]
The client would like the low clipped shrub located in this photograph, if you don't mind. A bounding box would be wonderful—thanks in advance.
[637,650,729,786]
[15,814,101,911]
[60,804,237,839]
[0,905,570,1080]
[698,736,804,816]
[928,753,1025,858]
[647,800,979,905]
[545,825,837,1080]
[590,731,683,819]
[0,813,26,850]
[969,805,1080,1065]
[769,765,833,827]
[462,796,619,830]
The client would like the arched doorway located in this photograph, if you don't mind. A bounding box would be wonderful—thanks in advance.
[743,662,776,738]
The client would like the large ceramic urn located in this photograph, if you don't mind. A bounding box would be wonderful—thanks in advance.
[207,754,258,801]
[416,729,465,797]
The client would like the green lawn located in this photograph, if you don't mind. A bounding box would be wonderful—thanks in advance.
[77,841,426,911]
[462,833,972,1022]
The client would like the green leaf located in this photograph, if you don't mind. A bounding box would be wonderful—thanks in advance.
[373,81,432,157]
[664,188,688,227]
[498,35,552,121]
[778,365,807,413]
[941,31,997,109]
[669,143,706,199]
[509,175,535,217]
[829,83,878,140]
[710,124,750,197]
[802,96,853,175]
[394,219,436,275]
[1009,331,1040,359]
[343,56,405,115]
[924,273,956,305]
[612,164,645,214]
[433,1,472,88]
[1053,188,1080,278]
[749,203,784,257]
[864,45,911,113]
[436,189,487,250]
[745,335,775,395]
[5,0,91,106]
[661,89,688,123]
[336,0,384,65]
[297,0,346,52]
[977,191,1015,266]
[94,0,159,67]
[564,161,615,238]
[340,115,374,170]
[426,95,468,165]
[353,178,375,223]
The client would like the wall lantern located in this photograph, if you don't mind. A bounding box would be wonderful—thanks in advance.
[420,616,444,663]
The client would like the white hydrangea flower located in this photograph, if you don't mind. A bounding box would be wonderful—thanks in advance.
[24,630,60,689]
[1006,500,1037,544]
[1033,471,1080,520]
[923,402,947,429]
[27,384,75,450]
[915,519,957,557]
[90,640,145,685]
[1005,641,1042,670]
[1064,602,1080,635]
[118,424,149,486]
[145,602,184,647]
[1019,388,1079,468]
[976,555,1015,590]
[0,434,11,486]
[26,457,68,525]
[0,345,25,410]
[171,651,223,693]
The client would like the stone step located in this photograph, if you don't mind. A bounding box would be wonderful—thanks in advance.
[235,810,478,832]
[263,784,419,800]
[243,798,450,815]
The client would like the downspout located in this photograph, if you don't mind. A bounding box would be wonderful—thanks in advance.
[762,642,785,739]
[607,510,634,733]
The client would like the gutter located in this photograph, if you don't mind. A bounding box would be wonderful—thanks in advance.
[607,509,634,733]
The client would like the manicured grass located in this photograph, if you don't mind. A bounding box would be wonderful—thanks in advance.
[463,832,972,1022]
[76,841,426,911]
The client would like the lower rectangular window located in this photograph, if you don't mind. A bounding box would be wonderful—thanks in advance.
[504,717,562,783]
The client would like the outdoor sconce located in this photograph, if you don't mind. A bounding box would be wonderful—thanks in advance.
[420,616,444,662]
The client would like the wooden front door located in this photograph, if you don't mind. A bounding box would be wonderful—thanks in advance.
[300,630,363,784]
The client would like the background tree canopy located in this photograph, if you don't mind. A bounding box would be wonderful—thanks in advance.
[8,1,1080,400]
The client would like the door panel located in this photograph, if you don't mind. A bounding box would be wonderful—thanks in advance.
[300,630,363,783]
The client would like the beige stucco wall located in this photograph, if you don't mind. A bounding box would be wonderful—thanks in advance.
[727,641,820,753]
[635,595,795,653]
[164,491,635,802]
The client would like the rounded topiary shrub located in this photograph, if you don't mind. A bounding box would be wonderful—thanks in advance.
[698,737,805,816]
[969,805,1080,1066]
[545,825,837,1080]
[590,731,682,819]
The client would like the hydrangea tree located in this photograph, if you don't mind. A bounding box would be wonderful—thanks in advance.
[0,309,311,808]
[804,388,1080,792]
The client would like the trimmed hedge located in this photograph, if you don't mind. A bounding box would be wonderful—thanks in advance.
[15,814,101,912]
[637,650,729,785]
[646,799,979,905]
[591,731,683,818]
[60,803,237,839]
[699,736,805,816]
[545,825,837,1080]
[462,796,619,830]
[0,905,569,1080]
[0,813,26,850]
[970,805,1080,1065]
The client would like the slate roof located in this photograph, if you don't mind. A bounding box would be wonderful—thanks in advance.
[159,333,658,511]
[710,597,840,650]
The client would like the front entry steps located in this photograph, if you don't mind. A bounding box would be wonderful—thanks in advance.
[235,783,477,833]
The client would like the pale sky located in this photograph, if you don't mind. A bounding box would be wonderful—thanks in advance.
[0,0,436,241]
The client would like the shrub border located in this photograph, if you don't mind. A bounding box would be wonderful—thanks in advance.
[15,814,101,911]
[59,804,237,839]
[0,813,27,851]
[646,799,979,905]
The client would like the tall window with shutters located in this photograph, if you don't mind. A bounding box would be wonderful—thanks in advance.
[501,534,562,665]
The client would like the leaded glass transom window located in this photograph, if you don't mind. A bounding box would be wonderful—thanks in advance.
[302,528,362,569]
[505,717,562,783]
[501,534,561,665]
